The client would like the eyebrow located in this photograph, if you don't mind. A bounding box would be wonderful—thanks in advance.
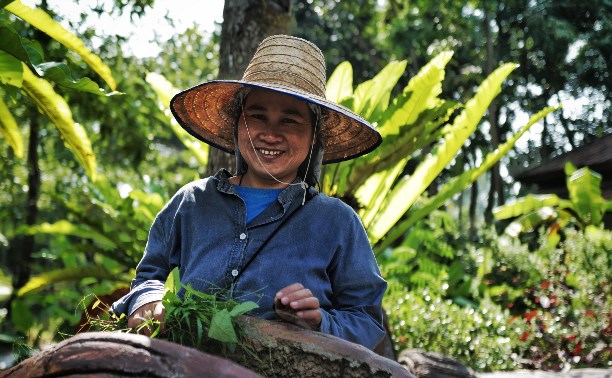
[245,104,307,118]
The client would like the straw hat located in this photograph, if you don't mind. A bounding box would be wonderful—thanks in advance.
[170,34,382,164]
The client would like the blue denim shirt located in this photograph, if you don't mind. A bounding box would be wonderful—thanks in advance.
[111,170,387,349]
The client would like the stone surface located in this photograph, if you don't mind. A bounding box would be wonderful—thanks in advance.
[0,332,261,378]
[398,349,476,378]
[476,369,612,378]
[229,315,413,377]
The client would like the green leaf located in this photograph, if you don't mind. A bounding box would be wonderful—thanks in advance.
[36,62,118,95]
[378,51,453,138]
[6,0,117,90]
[493,194,563,220]
[567,166,605,226]
[357,156,408,228]
[504,208,558,236]
[0,25,44,68]
[11,300,34,332]
[368,63,517,244]
[352,60,407,120]
[0,93,23,158]
[0,50,23,87]
[228,301,259,317]
[164,267,181,294]
[18,220,116,248]
[326,61,353,102]
[208,309,237,343]
[375,107,558,252]
[21,64,97,180]
[17,264,117,296]
[146,72,209,166]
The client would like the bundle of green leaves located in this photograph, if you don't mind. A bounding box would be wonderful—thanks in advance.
[85,284,259,356]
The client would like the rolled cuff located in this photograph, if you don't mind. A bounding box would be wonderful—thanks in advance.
[109,280,165,316]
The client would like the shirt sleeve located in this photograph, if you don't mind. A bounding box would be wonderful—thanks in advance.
[318,208,387,350]
[110,198,177,316]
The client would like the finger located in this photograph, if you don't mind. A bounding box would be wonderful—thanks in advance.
[280,288,313,305]
[296,309,322,322]
[275,283,304,299]
[289,296,319,310]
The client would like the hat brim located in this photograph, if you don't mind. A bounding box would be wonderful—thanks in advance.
[170,80,382,164]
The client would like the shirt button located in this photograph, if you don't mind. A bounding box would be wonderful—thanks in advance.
[239,233,247,240]
[231,269,239,277]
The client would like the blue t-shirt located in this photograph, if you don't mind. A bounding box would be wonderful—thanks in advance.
[235,185,284,223]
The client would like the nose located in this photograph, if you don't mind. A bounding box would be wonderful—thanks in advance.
[258,122,283,143]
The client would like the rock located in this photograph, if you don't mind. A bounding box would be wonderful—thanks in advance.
[0,332,261,378]
[476,369,612,378]
[230,316,413,377]
[398,349,476,378]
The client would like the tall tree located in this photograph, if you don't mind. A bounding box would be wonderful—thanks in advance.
[206,0,292,175]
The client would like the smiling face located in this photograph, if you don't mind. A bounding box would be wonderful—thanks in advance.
[236,88,314,189]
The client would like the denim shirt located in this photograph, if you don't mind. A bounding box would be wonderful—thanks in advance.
[111,170,387,349]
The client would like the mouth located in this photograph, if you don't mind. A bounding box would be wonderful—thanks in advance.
[256,148,284,157]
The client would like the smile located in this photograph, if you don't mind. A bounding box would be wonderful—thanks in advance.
[257,148,283,156]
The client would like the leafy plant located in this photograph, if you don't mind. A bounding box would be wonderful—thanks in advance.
[493,163,612,246]
[488,227,611,370]
[86,275,259,357]
[1,0,119,178]
[319,52,558,253]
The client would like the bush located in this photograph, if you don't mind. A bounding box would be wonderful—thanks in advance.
[384,285,526,371]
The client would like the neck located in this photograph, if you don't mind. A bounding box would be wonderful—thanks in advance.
[234,172,296,189]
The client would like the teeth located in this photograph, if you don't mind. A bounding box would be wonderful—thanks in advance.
[258,149,281,156]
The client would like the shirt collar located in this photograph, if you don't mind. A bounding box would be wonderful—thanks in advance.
[212,169,315,210]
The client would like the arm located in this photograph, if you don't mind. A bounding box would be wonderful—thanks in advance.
[110,202,177,320]
[273,208,387,349]
[319,210,387,349]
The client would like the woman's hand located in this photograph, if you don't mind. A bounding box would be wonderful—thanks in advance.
[274,283,321,330]
[127,301,165,336]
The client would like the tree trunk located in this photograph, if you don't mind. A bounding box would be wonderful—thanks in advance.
[10,110,41,291]
[206,0,292,176]
[469,178,478,241]
[483,3,502,223]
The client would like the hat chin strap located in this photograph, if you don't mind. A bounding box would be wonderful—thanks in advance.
[241,110,315,206]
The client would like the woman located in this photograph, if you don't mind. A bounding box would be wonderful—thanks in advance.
[111,35,386,349]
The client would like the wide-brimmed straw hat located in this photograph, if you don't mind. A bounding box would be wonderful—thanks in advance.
[170,34,382,164]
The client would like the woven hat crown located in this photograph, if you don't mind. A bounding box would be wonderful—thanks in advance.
[242,35,327,99]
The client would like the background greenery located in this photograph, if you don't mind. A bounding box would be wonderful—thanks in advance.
[1,0,610,372]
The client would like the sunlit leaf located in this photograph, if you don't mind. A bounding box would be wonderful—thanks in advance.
[373,106,559,252]
[378,51,453,138]
[5,0,116,90]
[352,60,406,120]
[357,157,408,228]
[326,61,353,102]
[164,267,181,294]
[567,165,605,226]
[18,220,116,248]
[0,93,23,158]
[21,63,97,179]
[0,50,23,87]
[368,63,517,244]
[17,264,117,296]
[146,72,209,166]
[493,194,564,220]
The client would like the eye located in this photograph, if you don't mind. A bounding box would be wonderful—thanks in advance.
[282,118,299,125]
[247,113,266,121]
